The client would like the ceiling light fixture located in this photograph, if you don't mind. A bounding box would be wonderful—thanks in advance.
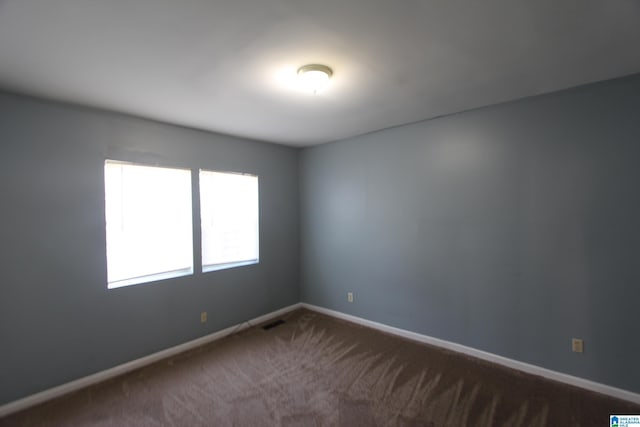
[297,64,333,94]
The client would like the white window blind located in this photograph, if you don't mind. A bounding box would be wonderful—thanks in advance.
[199,170,259,271]
[104,160,193,288]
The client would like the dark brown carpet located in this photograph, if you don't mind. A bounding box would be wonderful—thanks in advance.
[1,308,638,426]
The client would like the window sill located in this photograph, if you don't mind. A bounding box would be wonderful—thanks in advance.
[108,268,193,289]
[202,259,259,273]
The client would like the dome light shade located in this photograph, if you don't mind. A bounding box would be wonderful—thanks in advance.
[297,64,333,94]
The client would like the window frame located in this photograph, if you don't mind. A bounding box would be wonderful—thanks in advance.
[104,159,194,289]
[103,160,261,290]
[199,168,260,273]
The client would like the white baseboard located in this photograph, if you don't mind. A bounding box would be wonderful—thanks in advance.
[0,303,303,418]
[300,303,640,405]
[3,301,637,418]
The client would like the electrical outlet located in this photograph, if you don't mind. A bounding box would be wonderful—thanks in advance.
[201,311,208,323]
[347,292,353,303]
[572,338,583,353]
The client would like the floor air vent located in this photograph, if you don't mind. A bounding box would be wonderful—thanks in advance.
[262,319,285,330]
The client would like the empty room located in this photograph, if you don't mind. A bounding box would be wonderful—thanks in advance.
[1,1,640,426]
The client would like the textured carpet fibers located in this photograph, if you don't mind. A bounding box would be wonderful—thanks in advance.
[1,309,638,426]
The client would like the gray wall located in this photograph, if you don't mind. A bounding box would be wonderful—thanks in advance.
[0,92,300,405]
[300,74,640,393]
[2,72,640,406]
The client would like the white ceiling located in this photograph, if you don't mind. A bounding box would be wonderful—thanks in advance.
[0,0,639,147]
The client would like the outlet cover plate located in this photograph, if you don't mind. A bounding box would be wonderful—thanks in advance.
[572,338,584,353]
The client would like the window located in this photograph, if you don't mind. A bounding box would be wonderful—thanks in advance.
[199,170,259,271]
[103,161,259,289]
[104,161,193,288]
